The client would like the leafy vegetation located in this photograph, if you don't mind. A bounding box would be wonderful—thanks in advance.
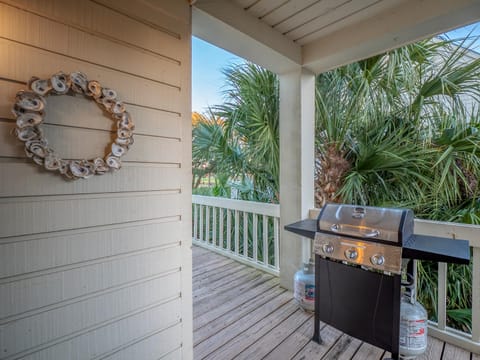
[315,39,480,213]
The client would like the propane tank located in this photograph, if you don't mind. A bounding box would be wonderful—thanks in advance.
[399,292,428,359]
[293,260,315,312]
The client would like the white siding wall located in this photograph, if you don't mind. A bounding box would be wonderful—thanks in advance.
[0,0,192,359]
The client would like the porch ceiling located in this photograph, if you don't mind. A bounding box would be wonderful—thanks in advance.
[193,0,480,74]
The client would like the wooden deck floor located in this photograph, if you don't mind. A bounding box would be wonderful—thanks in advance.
[192,245,475,360]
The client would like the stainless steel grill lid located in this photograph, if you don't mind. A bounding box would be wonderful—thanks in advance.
[318,203,414,245]
[314,203,415,274]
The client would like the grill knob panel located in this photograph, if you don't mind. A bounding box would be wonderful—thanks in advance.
[370,254,385,266]
[322,243,334,254]
[344,248,358,260]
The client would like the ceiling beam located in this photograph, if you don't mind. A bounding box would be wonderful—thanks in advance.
[193,0,302,74]
[302,0,480,74]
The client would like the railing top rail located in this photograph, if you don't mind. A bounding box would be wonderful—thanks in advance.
[414,219,480,248]
[192,195,280,217]
[309,208,480,248]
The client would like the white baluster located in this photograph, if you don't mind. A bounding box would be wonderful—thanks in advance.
[205,206,210,245]
[243,212,248,257]
[472,247,480,343]
[227,209,232,252]
[213,207,217,247]
[193,204,198,241]
[263,215,269,266]
[253,214,258,263]
[199,205,204,243]
[274,217,279,270]
[234,210,240,255]
[437,262,447,331]
[219,208,224,250]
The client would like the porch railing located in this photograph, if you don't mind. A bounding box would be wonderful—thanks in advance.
[414,219,480,354]
[192,195,280,276]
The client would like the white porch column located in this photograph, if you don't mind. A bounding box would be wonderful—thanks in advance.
[279,68,315,290]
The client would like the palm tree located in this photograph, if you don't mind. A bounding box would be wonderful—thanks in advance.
[192,62,279,203]
[192,110,243,196]
[315,37,480,216]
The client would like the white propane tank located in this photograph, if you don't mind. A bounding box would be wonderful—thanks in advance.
[293,260,315,312]
[399,295,428,359]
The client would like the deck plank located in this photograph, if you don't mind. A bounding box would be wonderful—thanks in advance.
[262,316,314,360]
[292,324,344,360]
[194,279,282,337]
[351,342,385,359]
[193,272,274,318]
[194,266,263,299]
[192,256,233,277]
[192,246,472,360]
[192,245,210,256]
[193,251,232,267]
[194,292,293,356]
[193,266,257,299]
[416,337,444,360]
[322,333,363,360]
[192,247,212,261]
[234,310,312,359]
[193,258,230,276]
[193,258,237,279]
[442,343,470,360]
[196,298,297,359]
[193,262,245,290]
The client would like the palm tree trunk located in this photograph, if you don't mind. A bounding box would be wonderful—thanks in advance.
[315,145,351,207]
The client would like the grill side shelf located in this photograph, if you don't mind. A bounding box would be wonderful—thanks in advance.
[284,219,317,239]
[285,220,471,265]
[403,235,470,264]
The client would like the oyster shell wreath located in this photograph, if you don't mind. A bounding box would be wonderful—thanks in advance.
[12,71,134,180]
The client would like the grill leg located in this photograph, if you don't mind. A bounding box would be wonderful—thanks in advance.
[313,254,322,344]
[390,274,402,360]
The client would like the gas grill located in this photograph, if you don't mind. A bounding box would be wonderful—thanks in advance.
[285,203,470,360]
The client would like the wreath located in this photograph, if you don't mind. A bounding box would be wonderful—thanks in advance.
[12,71,134,180]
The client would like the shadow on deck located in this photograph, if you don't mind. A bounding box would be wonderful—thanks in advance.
[192,245,475,360]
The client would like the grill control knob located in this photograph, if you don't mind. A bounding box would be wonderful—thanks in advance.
[344,248,358,260]
[322,243,334,254]
[370,254,385,266]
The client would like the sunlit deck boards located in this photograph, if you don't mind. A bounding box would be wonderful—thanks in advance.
[192,245,473,360]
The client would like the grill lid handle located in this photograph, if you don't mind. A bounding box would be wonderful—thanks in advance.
[330,223,380,238]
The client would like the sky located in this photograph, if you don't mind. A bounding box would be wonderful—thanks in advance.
[191,22,480,113]
[191,37,243,112]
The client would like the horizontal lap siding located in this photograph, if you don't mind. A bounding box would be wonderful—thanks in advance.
[0,192,181,238]
[0,161,181,197]
[0,0,192,359]
[0,219,181,278]
[0,38,182,112]
[0,122,182,162]
[0,245,181,320]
